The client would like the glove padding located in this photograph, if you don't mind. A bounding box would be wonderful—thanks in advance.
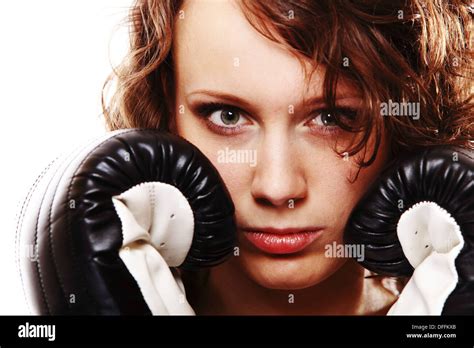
[16,129,236,315]
[345,147,474,314]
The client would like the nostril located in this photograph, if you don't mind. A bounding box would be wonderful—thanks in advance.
[170,213,175,219]
[160,242,166,247]
[255,197,275,207]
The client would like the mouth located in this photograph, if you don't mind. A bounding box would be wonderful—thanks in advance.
[242,227,324,255]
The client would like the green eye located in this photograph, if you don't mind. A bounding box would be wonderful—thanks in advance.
[194,102,250,134]
[207,107,246,128]
[220,109,240,125]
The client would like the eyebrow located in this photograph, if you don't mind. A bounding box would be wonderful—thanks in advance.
[186,90,256,110]
[186,89,361,111]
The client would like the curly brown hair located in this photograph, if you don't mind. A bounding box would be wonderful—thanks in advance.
[102,0,473,167]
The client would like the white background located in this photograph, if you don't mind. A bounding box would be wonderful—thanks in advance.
[0,0,133,314]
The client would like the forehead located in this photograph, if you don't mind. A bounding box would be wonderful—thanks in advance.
[173,0,318,105]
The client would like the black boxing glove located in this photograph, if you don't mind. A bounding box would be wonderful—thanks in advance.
[16,129,236,315]
[345,147,474,315]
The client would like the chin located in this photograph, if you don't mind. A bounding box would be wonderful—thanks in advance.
[238,248,347,290]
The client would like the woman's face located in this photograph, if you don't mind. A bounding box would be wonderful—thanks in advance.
[173,0,388,290]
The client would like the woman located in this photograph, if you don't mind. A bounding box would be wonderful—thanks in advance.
[102,0,473,315]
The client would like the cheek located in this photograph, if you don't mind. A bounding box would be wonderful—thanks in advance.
[306,127,388,215]
[309,140,387,229]
[301,149,361,229]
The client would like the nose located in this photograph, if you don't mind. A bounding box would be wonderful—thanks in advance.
[250,133,307,208]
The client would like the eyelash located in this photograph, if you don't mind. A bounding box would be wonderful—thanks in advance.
[193,102,357,136]
[306,107,358,136]
[194,102,247,135]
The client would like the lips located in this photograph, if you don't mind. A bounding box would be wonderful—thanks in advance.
[242,227,323,255]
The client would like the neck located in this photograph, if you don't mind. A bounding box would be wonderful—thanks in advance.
[193,257,375,315]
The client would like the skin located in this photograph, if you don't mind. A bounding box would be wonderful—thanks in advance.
[172,0,396,314]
